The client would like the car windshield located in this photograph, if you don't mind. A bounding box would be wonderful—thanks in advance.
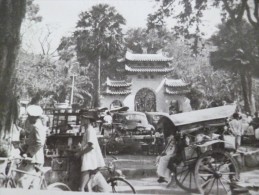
[125,114,146,121]
[113,113,148,125]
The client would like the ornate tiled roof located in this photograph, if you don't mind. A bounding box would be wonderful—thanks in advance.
[164,79,190,95]
[106,78,132,87]
[164,79,190,87]
[165,88,191,95]
[105,88,131,95]
[124,51,173,62]
[125,65,174,73]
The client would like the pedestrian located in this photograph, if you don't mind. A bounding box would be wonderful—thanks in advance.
[75,111,109,192]
[101,111,113,136]
[250,112,259,140]
[240,113,249,134]
[15,105,47,188]
[229,112,243,149]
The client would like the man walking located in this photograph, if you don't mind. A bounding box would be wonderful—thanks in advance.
[229,113,243,149]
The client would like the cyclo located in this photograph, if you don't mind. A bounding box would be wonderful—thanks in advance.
[156,105,240,195]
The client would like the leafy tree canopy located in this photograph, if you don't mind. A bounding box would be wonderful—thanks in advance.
[148,0,259,55]
[74,4,126,62]
[73,4,126,107]
[210,20,258,74]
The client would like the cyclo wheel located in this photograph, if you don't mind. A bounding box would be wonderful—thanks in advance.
[174,159,199,193]
[107,177,136,194]
[47,182,72,191]
[194,149,240,195]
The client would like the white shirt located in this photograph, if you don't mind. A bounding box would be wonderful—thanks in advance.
[25,119,47,164]
[103,115,112,125]
[229,119,243,136]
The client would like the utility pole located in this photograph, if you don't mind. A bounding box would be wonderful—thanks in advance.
[96,55,101,107]
[70,74,75,106]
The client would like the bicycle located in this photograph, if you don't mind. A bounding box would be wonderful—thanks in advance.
[88,156,136,194]
[0,156,71,191]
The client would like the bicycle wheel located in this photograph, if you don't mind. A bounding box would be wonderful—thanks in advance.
[47,182,71,191]
[194,149,240,195]
[107,177,136,194]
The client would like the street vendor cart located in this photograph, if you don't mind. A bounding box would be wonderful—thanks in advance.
[156,104,240,195]
[44,109,136,193]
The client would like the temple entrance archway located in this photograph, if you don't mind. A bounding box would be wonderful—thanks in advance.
[135,88,156,112]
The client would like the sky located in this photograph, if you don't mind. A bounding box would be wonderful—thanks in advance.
[22,0,222,54]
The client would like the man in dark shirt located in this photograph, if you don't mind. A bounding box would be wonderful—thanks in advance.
[251,112,259,129]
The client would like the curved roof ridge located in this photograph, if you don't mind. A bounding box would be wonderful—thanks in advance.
[106,77,132,87]
[165,88,191,95]
[125,65,174,73]
[165,78,190,87]
[106,88,131,95]
[125,50,173,61]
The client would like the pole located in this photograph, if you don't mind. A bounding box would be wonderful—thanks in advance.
[97,55,101,107]
[70,74,75,106]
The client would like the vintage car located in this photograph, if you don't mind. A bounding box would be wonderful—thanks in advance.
[112,111,155,135]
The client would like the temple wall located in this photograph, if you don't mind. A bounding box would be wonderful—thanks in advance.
[101,73,191,113]
[101,75,189,113]
[100,95,125,109]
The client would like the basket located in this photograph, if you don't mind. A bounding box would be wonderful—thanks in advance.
[52,157,68,171]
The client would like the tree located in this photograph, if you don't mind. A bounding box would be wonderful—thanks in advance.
[210,20,258,112]
[125,27,175,53]
[148,0,259,113]
[20,0,42,52]
[57,36,94,108]
[0,0,27,140]
[74,4,126,107]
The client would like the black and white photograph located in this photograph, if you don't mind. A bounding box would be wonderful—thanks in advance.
[0,0,259,194]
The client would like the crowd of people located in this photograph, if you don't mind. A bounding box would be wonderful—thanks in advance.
[228,111,259,148]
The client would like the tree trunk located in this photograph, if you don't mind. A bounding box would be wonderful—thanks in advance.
[240,68,253,113]
[94,55,101,108]
[0,0,26,140]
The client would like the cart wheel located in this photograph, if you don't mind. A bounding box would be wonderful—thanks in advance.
[174,161,199,193]
[194,149,240,195]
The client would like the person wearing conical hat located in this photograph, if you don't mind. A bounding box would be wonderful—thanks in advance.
[75,111,109,192]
